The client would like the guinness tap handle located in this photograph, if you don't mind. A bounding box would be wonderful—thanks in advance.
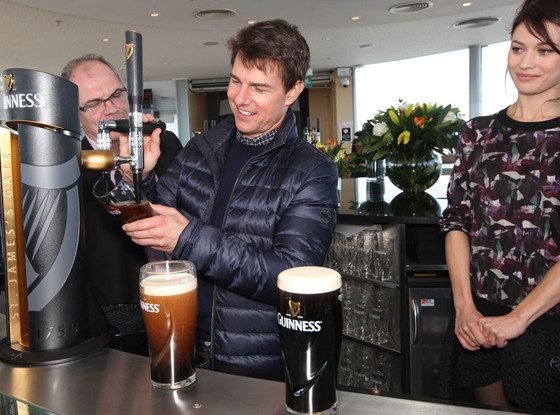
[110,119,166,135]
[126,30,143,204]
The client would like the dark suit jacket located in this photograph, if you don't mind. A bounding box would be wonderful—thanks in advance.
[81,130,183,305]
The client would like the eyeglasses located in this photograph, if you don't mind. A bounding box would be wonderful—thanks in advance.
[79,87,127,113]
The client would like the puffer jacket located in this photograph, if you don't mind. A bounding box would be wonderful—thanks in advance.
[147,109,338,380]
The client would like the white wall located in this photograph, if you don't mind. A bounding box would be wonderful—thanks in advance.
[144,80,179,137]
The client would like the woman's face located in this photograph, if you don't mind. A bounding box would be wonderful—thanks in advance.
[508,21,560,100]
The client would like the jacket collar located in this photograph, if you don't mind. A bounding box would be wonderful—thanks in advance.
[194,108,299,160]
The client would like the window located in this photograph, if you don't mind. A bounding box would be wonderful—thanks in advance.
[355,49,469,131]
[355,40,514,132]
[482,41,516,115]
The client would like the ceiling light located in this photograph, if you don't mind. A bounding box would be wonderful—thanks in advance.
[351,16,361,21]
[462,2,472,6]
[389,2,433,13]
[453,17,500,29]
[102,38,109,42]
[248,20,256,25]
[150,12,160,17]
[193,9,237,20]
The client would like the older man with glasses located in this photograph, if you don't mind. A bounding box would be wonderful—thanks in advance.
[60,55,183,354]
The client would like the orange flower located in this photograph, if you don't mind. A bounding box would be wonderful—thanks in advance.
[414,116,425,127]
[327,137,337,147]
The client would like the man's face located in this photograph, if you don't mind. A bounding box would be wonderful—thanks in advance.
[70,61,128,144]
[227,56,303,138]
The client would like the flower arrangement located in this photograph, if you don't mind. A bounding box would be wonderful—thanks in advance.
[354,101,465,162]
[314,138,360,178]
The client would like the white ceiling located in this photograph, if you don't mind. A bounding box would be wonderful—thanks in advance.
[1,0,522,82]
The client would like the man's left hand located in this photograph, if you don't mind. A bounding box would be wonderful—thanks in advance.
[122,204,189,253]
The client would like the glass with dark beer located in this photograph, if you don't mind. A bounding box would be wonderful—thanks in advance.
[139,260,198,389]
[277,266,342,415]
[93,168,155,224]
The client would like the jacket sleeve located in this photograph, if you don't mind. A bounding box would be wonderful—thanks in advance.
[439,122,475,235]
[170,157,338,306]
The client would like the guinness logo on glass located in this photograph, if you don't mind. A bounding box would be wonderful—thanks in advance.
[3,74,14,92]
[289,300,300,318]
[125,43,135,60]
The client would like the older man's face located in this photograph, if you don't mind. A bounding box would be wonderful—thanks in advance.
[70,60,128,145]
[227,55,303,138]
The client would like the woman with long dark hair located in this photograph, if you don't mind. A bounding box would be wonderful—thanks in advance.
[440,0,560,410]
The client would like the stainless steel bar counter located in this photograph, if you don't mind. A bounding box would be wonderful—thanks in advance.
[0,349,527,415]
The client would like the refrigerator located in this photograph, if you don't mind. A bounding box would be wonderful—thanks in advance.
[407,279,453,398]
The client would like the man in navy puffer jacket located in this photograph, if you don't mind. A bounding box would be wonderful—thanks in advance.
[123,19,338,381]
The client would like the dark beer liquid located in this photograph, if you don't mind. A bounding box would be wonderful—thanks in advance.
[278,288,342,414]
[140,281,197,387]
[105,200,155,224]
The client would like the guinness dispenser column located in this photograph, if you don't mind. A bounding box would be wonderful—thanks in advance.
[0,69,109,364]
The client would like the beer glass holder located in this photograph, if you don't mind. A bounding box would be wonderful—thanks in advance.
[337,338,401,394]
[325,229,399,284]
[329,225,403,394]
[340,277,401,353]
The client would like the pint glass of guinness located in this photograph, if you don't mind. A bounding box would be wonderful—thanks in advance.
[139,260,198,389]
[93,168,155,224]
[277,266,342,415]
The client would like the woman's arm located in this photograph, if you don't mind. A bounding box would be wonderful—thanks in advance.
[446,230,489,350]
[479,262,560,347]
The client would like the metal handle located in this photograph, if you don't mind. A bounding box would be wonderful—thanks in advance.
[410,298,419,345]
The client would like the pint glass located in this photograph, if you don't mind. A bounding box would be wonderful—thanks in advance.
[277,266,342,415]
[93,168,155,224]
[139,260,197,389]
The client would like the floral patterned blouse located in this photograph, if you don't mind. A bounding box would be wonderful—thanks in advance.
[440,109,560,315]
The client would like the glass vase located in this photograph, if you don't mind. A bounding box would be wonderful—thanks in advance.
[385,152,442,193]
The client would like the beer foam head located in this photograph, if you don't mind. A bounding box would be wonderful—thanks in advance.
[277,266,341,294]
[140,273,197,296]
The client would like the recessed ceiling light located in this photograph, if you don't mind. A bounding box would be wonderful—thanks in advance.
[325,37,332,41]
[351,16,361,21]
[150,12,160,17]
[453,17,500,29]
[248,20,256,25]
[102,38,109,42]
[203,41,219,46]
[389,2,433,13]
[193,9,237,20]
[462,2,472,6]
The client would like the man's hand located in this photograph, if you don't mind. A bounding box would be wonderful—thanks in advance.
[122,204,189,253]
[116,114,162,178]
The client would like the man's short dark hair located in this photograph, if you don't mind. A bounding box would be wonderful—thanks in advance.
[61,53,123,83]
[227,19,310,91]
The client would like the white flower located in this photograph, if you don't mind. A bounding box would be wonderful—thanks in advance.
[443,110,457,123]
[372,121,389,137]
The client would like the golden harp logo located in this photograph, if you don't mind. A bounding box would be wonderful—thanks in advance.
[3,74,14,92]
[125,43,135,60]
[288,300,300,318]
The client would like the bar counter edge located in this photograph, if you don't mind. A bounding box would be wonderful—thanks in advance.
[0,349,529,415]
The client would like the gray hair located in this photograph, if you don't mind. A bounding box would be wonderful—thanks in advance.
[61,53,123,83]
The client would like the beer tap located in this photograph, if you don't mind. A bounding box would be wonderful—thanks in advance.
[82,120,166,171]
[81,31,166,201]
[126,30,144,204]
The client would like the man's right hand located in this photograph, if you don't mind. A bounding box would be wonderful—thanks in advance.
[116,114,162,178]
[141,124,162,178]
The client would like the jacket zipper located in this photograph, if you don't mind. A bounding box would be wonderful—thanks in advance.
[209,140,284,365]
